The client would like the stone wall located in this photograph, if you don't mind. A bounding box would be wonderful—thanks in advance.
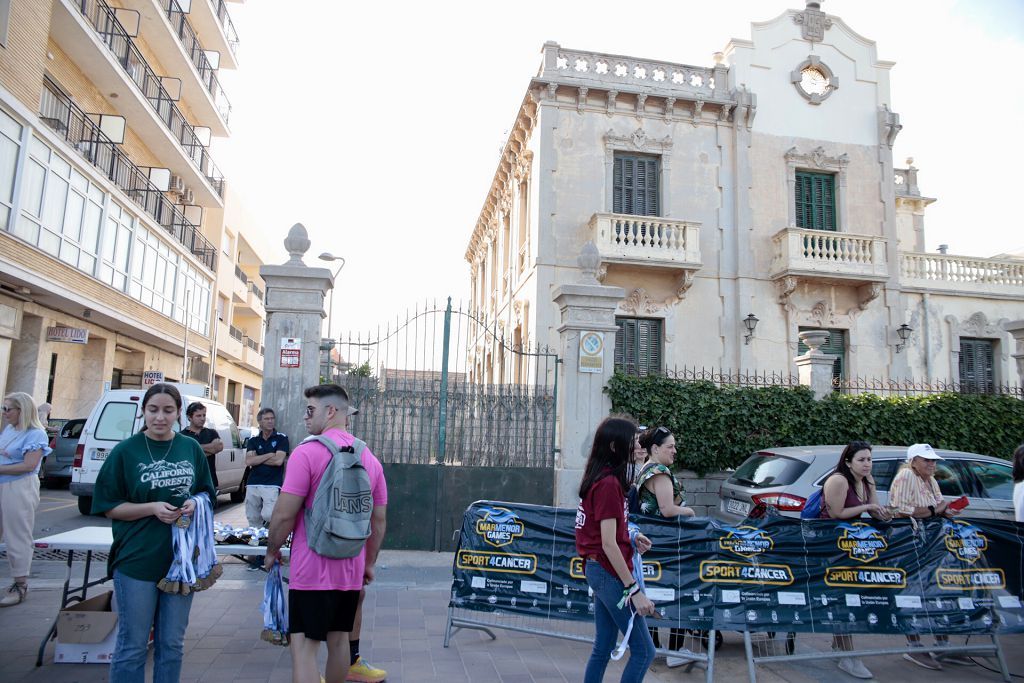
[676,469,730,518]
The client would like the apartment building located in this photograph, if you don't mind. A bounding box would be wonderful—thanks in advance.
[465,2,1024,391]
[213,186,268,428]
[0,0,266,423]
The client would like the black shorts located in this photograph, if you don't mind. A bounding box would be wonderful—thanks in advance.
[288,589,360,640]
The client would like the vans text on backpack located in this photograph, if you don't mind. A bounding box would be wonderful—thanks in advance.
[303,435,373,559]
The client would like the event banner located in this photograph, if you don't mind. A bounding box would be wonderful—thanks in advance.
[449,500,1024,635]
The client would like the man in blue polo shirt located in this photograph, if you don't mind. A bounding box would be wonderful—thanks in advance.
[244,407,289,528]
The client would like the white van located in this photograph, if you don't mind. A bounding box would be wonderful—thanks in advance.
[71,386,248,515]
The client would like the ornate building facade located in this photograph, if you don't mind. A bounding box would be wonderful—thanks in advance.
[465,2,1024,391]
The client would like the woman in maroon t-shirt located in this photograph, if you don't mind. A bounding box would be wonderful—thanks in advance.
[575,417,656,682]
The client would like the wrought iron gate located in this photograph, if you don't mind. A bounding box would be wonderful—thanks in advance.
[328,298,559,551]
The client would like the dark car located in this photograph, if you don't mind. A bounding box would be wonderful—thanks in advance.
[41,418,86,486]
[714,445,1015,523]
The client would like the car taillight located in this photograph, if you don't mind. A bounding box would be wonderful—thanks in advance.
[73,444,85,469]
[751,492,807,511]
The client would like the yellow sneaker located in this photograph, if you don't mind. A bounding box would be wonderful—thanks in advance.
[347,656,387,682]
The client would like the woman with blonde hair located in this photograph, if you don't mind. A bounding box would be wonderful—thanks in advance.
[0,392,51,607]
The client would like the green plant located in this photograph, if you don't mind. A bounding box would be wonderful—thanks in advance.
[606,372,1024,475]
[348,362,373,378]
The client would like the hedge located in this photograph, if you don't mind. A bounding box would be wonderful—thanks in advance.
[605,372,1024,475]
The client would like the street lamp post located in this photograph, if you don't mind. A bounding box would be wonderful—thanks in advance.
[318,253,346,377]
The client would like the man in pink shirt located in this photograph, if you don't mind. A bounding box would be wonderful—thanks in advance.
[265,384,387,683]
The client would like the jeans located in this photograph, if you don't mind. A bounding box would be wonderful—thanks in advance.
[584,560,656,683]
[110,570,194,683]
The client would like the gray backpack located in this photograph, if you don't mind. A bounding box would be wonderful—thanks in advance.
[303,435,373,559]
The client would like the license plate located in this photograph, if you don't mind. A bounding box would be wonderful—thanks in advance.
[92,450,108,461]
[726,499,751,516]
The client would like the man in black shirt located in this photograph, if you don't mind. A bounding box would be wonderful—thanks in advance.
[244,407,289,528]
[181,402,224,492]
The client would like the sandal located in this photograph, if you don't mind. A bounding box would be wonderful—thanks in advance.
[0,581,27,607]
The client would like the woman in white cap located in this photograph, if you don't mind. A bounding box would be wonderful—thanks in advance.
[888,443,971,670]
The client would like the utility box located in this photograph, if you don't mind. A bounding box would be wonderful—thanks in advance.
[54,591,118,664]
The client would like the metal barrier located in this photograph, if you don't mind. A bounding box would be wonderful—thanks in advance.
[740,629,1012,682]
[444,604,717,682]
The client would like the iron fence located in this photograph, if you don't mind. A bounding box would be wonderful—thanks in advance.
[331,299,559,468]
[834,376,1024,398]
[661,365,801,388]
[650,365,1023,399]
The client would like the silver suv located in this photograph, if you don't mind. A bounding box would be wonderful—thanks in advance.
[714,445,1015,523]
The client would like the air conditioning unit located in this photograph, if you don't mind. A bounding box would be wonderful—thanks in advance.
[168,174,184,194]
[182,187,195,205]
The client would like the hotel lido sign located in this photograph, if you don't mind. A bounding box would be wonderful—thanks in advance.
[46,326,89,344]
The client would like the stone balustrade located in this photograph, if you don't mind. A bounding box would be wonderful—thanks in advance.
[540,43,721,97]
[900,252,1024,298]
[589,213,701,268]
[770,227,888,282]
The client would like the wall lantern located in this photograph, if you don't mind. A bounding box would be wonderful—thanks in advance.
[895,323,913,353]
[743,314,759,345]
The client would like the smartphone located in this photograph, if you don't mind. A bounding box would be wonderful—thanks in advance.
[947,496,969,511]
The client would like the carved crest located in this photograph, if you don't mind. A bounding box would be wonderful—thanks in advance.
[630,127,648,149]
[621,288,662,315]
[793,5,833,42]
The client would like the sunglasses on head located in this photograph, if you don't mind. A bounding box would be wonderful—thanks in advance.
[654,426,670,437]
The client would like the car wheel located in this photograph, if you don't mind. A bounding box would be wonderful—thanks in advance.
[229,477,247,503]
[77,495,93,516]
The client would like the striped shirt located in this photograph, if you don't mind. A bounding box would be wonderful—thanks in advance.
[887,466,942,515]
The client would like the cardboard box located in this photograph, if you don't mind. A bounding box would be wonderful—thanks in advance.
[54,591,118,664]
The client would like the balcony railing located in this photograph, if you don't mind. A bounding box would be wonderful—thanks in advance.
[39,78,217,271]
[211,0,239,56]
[248,282,264,302]
[163,0,231,123]
[540,43,720,97]
[589,213,702,268]
[234,264,248,284]
[900,252,1024,297]
[769,227,887,282]
[244,336,261,353]
[74,0,224,196]
[228,324,243,341]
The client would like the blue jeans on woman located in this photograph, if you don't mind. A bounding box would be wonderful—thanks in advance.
[110,570,194,683]
[584,559,656,682]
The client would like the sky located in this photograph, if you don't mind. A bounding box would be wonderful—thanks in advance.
[213,0,1024,338]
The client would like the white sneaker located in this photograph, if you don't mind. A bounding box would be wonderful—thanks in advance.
[838,656,873,679]
[666,648,698,668]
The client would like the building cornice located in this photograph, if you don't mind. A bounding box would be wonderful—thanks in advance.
[464,91,539,264]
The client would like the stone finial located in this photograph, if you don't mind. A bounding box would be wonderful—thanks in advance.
[798,329,830,354]
[578,242,602,284]
[284,223,311,265]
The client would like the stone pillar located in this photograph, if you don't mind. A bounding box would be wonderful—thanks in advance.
[795,329,836,400]
[258,224,334,444]
[552,243,625,507]
[1004,320,1024,386]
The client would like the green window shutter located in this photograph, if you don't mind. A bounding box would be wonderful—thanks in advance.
[795,171,836,231]
[798,327,845,381]
[615,317,662,376]
[959,338,994,392]
[613,154,659,217]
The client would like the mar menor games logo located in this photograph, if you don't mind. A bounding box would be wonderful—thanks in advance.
[718,526,773,558]
[942,520,988,564]
[836,522,887,563]
[475,506,526,548]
